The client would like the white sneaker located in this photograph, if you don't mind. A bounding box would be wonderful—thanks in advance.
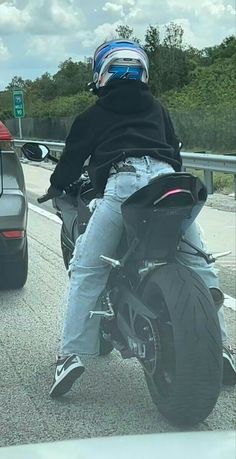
[50,354,85,397]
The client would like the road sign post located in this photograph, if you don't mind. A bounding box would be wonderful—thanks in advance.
[13,89,25,139]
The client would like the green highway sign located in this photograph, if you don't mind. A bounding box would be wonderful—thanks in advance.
[13,89,25,118]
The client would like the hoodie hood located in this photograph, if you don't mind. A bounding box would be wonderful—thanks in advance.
[96,80,155,115]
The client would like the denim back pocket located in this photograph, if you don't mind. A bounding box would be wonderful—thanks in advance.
[115,172,138,200]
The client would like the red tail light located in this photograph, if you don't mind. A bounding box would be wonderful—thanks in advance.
[0,121,13,141]
[2,230,25,239]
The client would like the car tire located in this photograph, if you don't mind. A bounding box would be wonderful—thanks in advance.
[0,239,28,290]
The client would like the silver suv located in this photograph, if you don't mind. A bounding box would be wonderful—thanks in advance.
[0,121,28,289]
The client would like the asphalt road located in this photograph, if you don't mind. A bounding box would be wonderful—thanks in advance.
[0,164,235,448]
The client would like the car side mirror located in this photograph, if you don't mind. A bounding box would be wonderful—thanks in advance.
[21,142,50,162]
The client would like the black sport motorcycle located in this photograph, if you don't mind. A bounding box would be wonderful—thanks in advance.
[22,142,224,426]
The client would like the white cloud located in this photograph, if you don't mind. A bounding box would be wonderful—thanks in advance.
[77,21,121,49]
[165,0,236,47]
[26,35,69,62]
[128,7,144,20]
[169,0,205,9]
[0,38,10,60]
[204,1,236,17]
[168,0,236,17]
[226,4,236,14]
[115,0,135,5]
[0,0,84,35]
[50,0,83,29]
[102,2,124,14]
[207,2,225,17]
[0,2,30,33]
[172,18,200,47]
[1,0,235,88]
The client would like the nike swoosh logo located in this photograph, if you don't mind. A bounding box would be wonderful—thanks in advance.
[56,357,79,378]
[56,365,66,378]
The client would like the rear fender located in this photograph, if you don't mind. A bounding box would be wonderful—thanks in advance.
[121,173,207,261]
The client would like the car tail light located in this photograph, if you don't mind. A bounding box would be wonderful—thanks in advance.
[2,230,25,238]
[0,121,13,141]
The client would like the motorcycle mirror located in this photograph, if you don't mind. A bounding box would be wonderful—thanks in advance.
[21,142,50,162]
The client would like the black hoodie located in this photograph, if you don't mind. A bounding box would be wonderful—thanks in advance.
[50,80,182,193]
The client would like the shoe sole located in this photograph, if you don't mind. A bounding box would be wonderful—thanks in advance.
[50,366,85,397]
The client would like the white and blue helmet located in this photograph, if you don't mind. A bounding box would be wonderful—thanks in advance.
[92,39,149,90]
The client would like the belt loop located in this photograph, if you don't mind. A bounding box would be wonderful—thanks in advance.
[144,155,151,169]
[122,151,127,164]
[112,162,119,172]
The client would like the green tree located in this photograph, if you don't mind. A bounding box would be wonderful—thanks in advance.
[200,35,236,66]
[163,22,184,48]
[115,24,140,43]
[116,24,133,39]
[53,58,92,96]
[144,25,160,94]
[28,91,95,117]
[6,76,32,91]
[144,23,191,96]
[161,23,191,92]
[30,72,57,100]
[162,54,236,110]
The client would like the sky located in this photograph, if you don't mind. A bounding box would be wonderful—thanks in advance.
[0,0,235,90]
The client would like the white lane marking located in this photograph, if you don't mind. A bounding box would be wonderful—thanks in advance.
[28,203,62,224]
[216,262,236,266]
[224,295,236,312]
[216,259,236,263]
[28,202,236,311]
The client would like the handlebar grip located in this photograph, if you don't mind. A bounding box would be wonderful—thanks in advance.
[37,194,52,203]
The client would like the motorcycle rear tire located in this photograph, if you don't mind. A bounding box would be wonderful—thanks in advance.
[140,262,222,426]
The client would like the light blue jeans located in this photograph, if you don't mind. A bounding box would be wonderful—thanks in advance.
[60,157,227,357]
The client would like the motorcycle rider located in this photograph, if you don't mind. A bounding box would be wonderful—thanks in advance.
[47,39,236,397]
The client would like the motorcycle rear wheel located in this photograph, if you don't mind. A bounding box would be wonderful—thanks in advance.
[140,262,222,426]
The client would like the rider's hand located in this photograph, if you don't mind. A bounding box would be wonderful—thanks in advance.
[37,185,62,203]
[88,197,102,213]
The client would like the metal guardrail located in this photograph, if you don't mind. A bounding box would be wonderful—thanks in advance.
[14,139,236,197]
[182,152,236,197]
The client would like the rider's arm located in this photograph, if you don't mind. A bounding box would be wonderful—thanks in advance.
[49,114,93,191]
[162,108,182,170]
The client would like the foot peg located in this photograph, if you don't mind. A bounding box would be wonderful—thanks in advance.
[100,255,121,268]
[90,292,115,319]
[89,309,114,319]
[212,251,231,260]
